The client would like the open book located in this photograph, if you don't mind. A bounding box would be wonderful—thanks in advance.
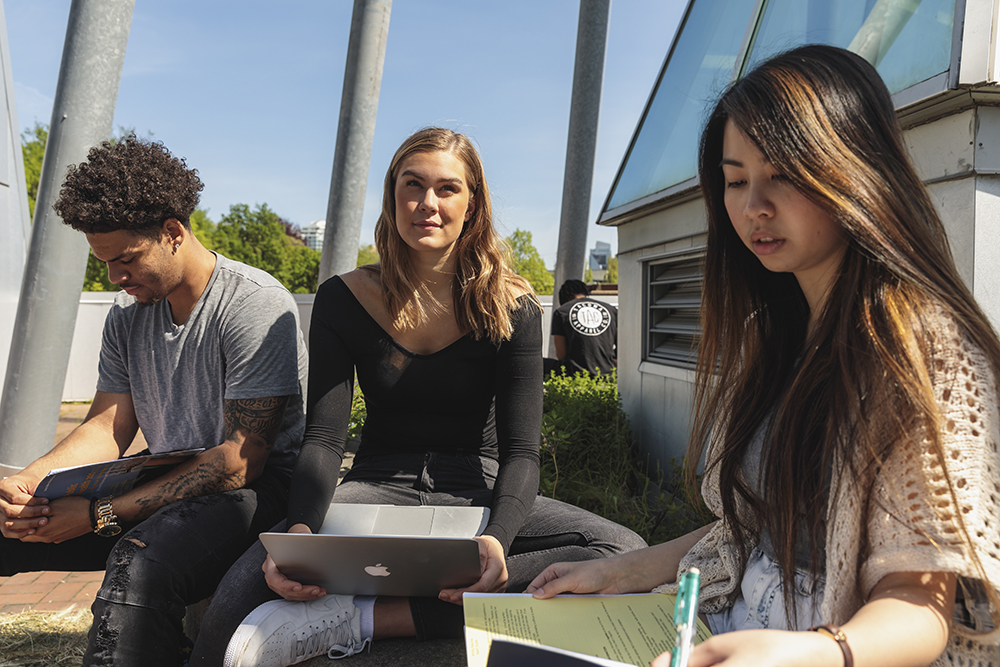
[33,449,204,500]
[464,592,712,667]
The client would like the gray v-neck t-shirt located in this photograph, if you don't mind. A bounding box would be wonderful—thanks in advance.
[97,253,307,472]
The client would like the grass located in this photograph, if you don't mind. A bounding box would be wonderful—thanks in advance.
[0,607,90,666]
[538,370,707,545]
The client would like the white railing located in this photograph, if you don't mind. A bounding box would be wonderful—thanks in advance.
[63,292,619,401]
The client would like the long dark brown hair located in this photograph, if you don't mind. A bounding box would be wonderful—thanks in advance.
[690,44,1000,621]
[371,127,536,342]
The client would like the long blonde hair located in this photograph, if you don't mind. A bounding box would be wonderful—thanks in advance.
[371,127,537,342]
[692,45,1000,623]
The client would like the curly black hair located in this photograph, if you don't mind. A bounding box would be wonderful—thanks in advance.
[53,135,204,237]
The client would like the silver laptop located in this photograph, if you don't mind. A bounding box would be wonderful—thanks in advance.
[260,504,489,597]
[319,503,489,537]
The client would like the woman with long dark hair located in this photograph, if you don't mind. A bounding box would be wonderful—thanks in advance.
[528,45,1000,667]
[189,127,645,666]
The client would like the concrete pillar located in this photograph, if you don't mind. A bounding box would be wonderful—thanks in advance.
[0,0,134,474]
[318,0,392,284]
[549,0,611,354]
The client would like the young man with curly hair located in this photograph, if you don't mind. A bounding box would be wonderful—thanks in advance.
[0,136,308,667]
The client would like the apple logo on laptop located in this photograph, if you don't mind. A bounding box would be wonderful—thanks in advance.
[365,563,390,577]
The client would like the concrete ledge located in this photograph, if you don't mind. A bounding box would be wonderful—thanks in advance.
[299,637,465,666]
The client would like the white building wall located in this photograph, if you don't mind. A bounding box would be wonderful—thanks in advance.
[974,175,1000,333]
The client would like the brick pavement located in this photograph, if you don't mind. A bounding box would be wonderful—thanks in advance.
[0,402,145,615]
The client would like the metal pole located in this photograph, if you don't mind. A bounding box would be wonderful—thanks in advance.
[549,0,610,355]
[318,0,392,284]
[0,0,134,474]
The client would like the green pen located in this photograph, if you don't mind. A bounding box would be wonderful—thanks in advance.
[670,567,701,667]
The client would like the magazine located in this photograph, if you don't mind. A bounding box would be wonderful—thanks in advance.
[33,449,204,499]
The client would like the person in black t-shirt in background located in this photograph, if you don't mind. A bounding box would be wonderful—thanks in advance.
[550,279,617,377]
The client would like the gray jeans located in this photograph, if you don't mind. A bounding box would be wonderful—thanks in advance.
[0,465,291,667]
[189,452,647,664]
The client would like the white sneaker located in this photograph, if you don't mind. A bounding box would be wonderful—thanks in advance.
[223,595,372,666]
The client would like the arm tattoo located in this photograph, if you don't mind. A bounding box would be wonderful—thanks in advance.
[129,396,290,520]
[133,457,245,520]
[223,396,288,450]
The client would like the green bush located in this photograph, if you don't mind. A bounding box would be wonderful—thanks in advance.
[540,370,706,545]
[348,385,366,447]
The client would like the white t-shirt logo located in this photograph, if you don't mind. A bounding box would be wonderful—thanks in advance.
[569,301,611,336]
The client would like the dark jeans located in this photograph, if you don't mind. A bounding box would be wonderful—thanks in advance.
[189,452,647,665]
[0,466,290,667]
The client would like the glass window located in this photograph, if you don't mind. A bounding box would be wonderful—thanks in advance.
[605,0,958,214]
[606,0,756,210]
[645,251,704,368]
[746,0,956,94]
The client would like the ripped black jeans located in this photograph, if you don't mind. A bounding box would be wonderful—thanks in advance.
[0,465,290,667]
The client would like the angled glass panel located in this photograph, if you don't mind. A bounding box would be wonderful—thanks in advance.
[606,0,757,210]
[746,0,956,95]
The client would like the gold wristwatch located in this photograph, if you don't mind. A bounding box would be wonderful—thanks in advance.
[94,496,122,537]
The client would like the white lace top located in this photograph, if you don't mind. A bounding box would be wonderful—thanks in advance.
[655,311,1000,666]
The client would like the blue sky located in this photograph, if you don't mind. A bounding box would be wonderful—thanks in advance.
[5,1,685,265]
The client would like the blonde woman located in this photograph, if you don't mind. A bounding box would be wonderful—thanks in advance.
[190,128,645,666]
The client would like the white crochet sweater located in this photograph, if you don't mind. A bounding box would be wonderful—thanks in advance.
[655,314,1000,666]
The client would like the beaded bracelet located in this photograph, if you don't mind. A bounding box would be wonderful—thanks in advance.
[810,624,853,667]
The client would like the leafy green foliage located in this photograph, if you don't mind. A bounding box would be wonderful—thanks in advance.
[282,244,321,294]
[82,255,117,292]
[349,385,367,443]
[216,204,287,275]
[506,229,553,295]
[540,370,708,545]
[357,244,379,267]
[22,123,46,220]
[208,204,321,293]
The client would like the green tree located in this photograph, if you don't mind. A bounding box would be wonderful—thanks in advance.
[506,229,553,295]
[215,203,320,293]
[216,203,288,276]
[189,208,218,248]
[83,255,117,292]
[357,244,379,267]
[281,243,321,294]
[22,123,46,219]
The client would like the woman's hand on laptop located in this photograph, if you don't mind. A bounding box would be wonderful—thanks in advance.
[261,523,328,601]
[437,534,508,606]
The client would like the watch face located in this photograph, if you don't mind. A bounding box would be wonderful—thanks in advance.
[98,524,122,537]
